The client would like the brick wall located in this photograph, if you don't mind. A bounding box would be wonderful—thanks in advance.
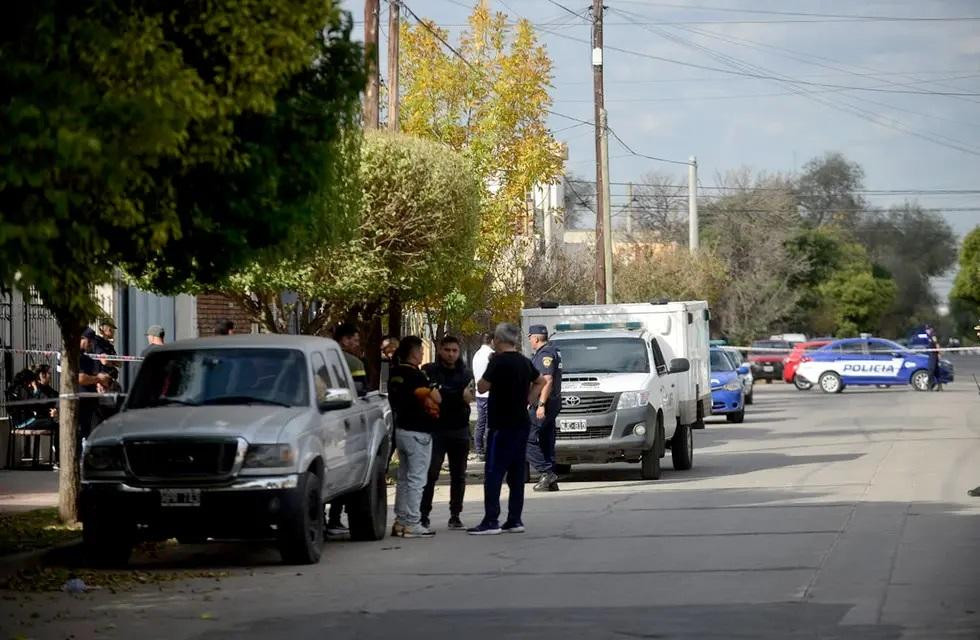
[196,293,256,336]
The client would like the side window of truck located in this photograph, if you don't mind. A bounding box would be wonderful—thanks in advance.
[311,352,332,402]
[650,339,668,376]
[325,349,352,393]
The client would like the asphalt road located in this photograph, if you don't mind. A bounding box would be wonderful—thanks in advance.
[4,355,979,639]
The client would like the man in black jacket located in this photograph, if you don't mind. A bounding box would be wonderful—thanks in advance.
[420,336,474,531]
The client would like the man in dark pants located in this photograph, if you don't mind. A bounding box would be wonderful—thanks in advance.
[468,323,545,536]
[527,325,562,492]
[420,336,474,530]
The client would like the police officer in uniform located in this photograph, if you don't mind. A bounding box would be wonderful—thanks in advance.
[527,325,562,492]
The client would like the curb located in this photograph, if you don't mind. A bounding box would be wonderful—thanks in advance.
[0,539,83,582]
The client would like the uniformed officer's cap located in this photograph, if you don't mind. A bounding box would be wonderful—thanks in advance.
[528,324,549,337]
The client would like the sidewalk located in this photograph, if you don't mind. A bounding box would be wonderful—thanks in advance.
[0,469,59,513]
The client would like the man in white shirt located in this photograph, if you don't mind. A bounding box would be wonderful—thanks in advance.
[471,332,494,461]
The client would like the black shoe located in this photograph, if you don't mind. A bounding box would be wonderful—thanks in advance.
[502,521,526,533]
[420,517,430,529]
[448,516,465,530]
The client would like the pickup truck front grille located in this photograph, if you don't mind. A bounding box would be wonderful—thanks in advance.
[559,393,617,415]
[124,439,241,481]
[556,426,614,440]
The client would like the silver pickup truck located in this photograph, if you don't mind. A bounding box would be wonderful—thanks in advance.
[81,335,391,565]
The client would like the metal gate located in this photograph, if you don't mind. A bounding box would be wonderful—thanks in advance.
[0,287,63,419]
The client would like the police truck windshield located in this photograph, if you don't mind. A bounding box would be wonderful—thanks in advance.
[127,348,310,409]
[553,338,649,374]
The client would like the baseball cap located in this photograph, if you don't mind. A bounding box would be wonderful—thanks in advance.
[146,325,165,338]
[99,316,116,328]
[528,324,549,337]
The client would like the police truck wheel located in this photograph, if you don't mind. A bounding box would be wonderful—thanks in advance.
[641,424,662,480]
[278,471,324,565]
[793,375,813,391]
[910,370,931,392]
[348,452,388,542]
[671,423,694,471]
[819,372,843,394]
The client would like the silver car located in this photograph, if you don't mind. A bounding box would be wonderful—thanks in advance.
[81,335,391,565]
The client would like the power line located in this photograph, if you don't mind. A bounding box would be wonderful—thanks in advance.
[609,1,980,22]
[605,127,692,166]
[543,0,588,21]
[567,179,980,196]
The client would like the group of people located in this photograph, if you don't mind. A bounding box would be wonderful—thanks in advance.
[355,321,564,538]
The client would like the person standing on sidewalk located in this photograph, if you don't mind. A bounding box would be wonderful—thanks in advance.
[388,336,441,538]
[471,332,494,461]
[468,323,545,536]
[420,336,474,531]
[527,325,562,492]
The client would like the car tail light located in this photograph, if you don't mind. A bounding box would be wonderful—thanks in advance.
[800,356,811,363]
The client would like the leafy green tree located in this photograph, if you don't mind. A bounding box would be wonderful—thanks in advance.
[950,226,980,338]
[399,1,564,330]
[796,152,866,227]
[1,0,364,521]
[817,243,897,336]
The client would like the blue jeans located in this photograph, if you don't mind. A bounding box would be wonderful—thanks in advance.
[481,427,529,526]
[394,430,432,527]
[474,397,489,455]
[527,405,557,475]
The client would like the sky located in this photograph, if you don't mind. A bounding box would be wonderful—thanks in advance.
[346,0,980,294]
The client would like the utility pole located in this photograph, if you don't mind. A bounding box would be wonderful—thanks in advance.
[386,0,400,132]
[599,109,613,302]
[688,156,699,252]
[592,0,611,304]
[364,0,380,130]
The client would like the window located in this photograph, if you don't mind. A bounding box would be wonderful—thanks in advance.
[709,350,735,372]
[553,338,650,374]
[325,350,350,391]
[311,352,331,400]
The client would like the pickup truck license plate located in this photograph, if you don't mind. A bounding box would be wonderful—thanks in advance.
[160,488,201,508]
[559,419,587,433]
[763,365,774,372]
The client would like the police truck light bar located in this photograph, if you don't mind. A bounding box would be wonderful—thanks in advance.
[554,322,643,331]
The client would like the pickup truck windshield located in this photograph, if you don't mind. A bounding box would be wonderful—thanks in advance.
[553,338,649,374]
[128,348,310,410]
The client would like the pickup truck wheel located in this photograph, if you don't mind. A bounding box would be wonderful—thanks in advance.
[640,424,662,480]
[671,423,694,471]
[348,460,388,542]
[82,507,133,567]
[278,471,324,565]
[726,408,745,424]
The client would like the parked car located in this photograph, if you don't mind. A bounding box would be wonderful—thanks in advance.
[794,337,955,393]
[710,347,747,423]
[720,347,754,404]
[81,335,392,566]
[748,340,791,383]
[783,340,832,390]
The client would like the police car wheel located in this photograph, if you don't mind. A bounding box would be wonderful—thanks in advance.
[819,372,843,394]
[793,375,813,391]
[910,370,931,392]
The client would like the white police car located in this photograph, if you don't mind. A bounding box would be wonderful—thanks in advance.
[794,337,954,394]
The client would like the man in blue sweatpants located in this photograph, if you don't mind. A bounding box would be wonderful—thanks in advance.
[468,323,546,535]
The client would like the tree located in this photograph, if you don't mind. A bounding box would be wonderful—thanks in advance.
[0,1,364,521]
[524,244,595,306]
[399,1,564,329]
[701,171,807,343]
[817,242,897,336]
[562,176,595,230]
[796,152,866,227]
[629,173,687,243]
[613,244,728,307]
[950,226,980,338]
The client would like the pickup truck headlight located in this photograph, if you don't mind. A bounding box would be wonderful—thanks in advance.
[84,445,124,472]
[244,444,294,468]
[723,380,742,391]
[616,391,649,410]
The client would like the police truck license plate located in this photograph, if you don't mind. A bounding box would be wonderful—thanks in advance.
[763,365,774,372]
[160,488,201,507]
[559,419,587,433]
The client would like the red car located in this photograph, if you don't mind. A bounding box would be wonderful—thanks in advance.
[748,340,791,383]
[783,340,832,389]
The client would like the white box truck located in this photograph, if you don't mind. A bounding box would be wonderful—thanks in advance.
[520,301,711,480]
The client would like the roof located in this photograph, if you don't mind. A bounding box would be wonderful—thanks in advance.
[151,334,338,353]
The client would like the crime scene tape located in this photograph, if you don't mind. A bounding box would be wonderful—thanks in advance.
[0,347,143,362]
[722,345,980,354]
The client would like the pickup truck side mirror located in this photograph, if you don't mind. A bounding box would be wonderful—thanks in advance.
[737,364,750,375]
[319,388,354,412]
[668,358,690,374]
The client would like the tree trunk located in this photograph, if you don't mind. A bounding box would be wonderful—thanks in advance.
[387,289,402,337]
[58,325,82,524]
